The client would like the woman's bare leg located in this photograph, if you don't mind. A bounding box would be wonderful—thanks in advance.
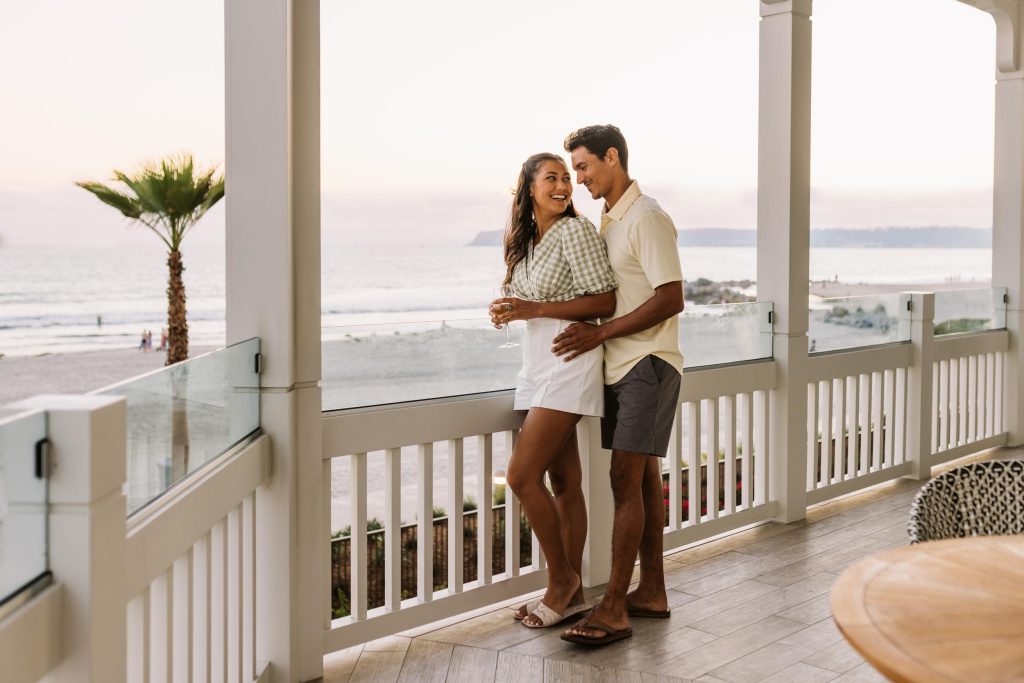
[547,429,587,607]
[505,407,582,625]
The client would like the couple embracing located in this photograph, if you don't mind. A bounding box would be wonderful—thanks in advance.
[489,124,684,646]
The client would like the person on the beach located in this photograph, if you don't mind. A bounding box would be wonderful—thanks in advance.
[139,329,147,352]
[160,328,168,351]
[488,152,617,628]
[555,125,684,647]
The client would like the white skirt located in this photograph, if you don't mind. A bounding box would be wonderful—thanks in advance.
[513,317,605,417]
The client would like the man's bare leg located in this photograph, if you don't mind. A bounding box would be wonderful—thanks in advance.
[626,456,668,612]
[564,450,650,638]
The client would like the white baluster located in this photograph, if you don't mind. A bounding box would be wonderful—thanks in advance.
[706,399,719,520]
[192,533,210,683]
[859,374,871,476]
[505,430,521,577]
[476,434,493,586]
[417,444,433,602]
[723,395,736,515]
[687,402,701,524]
[127,590,150,683]
[819,381,831,486]
[242,494,256,681]
[958,356,969,444]
[172,552,192,683]
[351,452,368,617]
[227,505,241,682]
[210,520,227,682]
[871,372,883,471]
[384,448,401,611]
[447,438,464,593]
[150,568,172,683]
[669,406,683,527]
[846,375,858,480]
[894,368,907,465]
[833,378,845,481]
[740,393,753,510]
[755,391,769,506]
[806,382,817,491]
[996,352,1004,434]
[883,370,895,468]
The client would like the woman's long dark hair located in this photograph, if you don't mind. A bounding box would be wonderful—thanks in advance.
[502,152,578,286]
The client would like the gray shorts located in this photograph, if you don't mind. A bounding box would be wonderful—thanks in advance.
[601,355,681,458]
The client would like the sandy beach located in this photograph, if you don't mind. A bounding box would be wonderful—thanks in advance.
[0,346,216,408]
[808,280,987,297]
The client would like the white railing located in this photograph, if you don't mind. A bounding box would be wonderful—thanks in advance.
[806,344,914,505]
[931,331,1008,464]
[321,392,546,651]
[0,396,269,683]
[664,360,777,548]
[124,434,269,682]
[805,292,1009,505]
[321,359,779,652]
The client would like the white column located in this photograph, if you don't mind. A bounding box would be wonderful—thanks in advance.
[904,293,936,479]
[225,0,323,681]
[578,417,613,587]
[757,0,813,523]
[15,396,129,683]
[971,0,1024,444]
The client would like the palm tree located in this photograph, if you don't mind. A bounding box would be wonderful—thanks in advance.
[77,154,224,365]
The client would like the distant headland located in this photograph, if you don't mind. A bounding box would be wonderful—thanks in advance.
[468,226,992,248]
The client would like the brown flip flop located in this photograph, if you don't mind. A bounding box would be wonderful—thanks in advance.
[560,619,633,647]
[627,606,671,619]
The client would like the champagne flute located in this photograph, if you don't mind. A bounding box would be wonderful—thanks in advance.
[493,285,519,349]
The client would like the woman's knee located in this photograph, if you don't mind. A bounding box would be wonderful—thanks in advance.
[505,461,542,497]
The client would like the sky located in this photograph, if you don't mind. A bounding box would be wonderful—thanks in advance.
[0,0,997,249]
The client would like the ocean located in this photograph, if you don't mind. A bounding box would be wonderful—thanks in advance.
[0,244,993,358]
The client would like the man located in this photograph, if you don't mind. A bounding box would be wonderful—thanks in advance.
[554,124,684,646]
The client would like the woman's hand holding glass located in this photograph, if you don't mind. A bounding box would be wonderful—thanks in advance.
[488,296,540,328]
[490,286,534,348]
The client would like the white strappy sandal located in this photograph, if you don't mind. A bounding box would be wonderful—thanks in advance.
[522,601,590,629]
[511,598,542,621]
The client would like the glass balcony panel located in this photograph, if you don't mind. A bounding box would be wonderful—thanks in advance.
[809,293,908,354]
[323,319,523,411]
[323,303,775,411]
[682,301,772,367]
[934,288,1007,336]
[97,338,261,515]
[0,410,48,606]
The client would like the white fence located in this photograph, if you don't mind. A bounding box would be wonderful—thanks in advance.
[805,292,1008,505]
[321,359,780,652]
[0,396,269,683]
[124,434,269,682]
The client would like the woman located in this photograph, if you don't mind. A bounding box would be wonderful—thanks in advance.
[489,152,616,628]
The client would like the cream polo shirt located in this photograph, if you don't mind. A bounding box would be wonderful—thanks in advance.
[600,181,684,384]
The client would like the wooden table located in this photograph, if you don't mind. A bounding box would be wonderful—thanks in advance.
[831,536,1024,683]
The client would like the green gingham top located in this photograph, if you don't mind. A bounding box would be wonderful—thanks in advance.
[510,215,617,303]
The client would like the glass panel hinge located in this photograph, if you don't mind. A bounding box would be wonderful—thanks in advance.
[34,438,51,479]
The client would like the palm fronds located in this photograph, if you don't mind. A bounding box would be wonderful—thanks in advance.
[76,154,224,250]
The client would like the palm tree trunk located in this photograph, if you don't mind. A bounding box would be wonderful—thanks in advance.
[166,248,189,365]
[166,248,190,480]
[170,363,191,482]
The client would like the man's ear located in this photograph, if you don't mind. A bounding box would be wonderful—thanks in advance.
[604,147,620,167]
